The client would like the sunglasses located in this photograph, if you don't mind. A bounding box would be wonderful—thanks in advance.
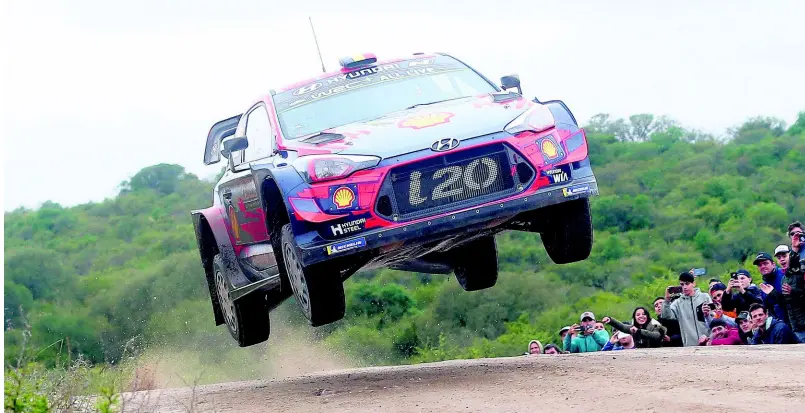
[791,231,804,237]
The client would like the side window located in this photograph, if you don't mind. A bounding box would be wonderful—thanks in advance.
[243,105,274,163]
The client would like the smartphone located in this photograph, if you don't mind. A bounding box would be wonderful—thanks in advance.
[669,286,683,294]
[730,272,739,280]
[706,303,717,310]
[692,268,706,276]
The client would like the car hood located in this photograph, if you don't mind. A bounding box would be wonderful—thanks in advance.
[283,94,535,159]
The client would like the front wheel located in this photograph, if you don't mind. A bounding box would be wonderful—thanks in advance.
[539,198,593,264]
[281,224,345,327]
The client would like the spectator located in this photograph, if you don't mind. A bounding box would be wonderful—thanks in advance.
[708,278,722,290]
[775,245,791,275]
[563,311,609,353]
[601,307,667,348]
[709,282,736,318]
[702,301,737,329]
[736,311,754,344]
[526,340,543,355]
[661,272,712,347]
[774,249,805,343]
[594,322,606,331]
[602,330,636,351]
[558,326,571,350]
[748,303,797,345]
[543,344,561,355]
[754,252,789,324]
[721,269,762,314]
[789,221,804,257]
[698,318,742,346]
[653,297,682,347]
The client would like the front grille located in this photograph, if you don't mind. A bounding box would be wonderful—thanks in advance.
[376,143,532,221]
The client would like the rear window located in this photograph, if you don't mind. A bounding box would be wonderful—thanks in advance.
[273,56,496,139]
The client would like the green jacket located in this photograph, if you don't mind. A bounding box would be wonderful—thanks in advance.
[563,329,610,353]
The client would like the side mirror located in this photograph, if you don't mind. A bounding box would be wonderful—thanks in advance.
[220,135,248,158]
[501,74,521,95]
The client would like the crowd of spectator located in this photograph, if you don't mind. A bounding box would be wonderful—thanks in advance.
[525,221,805,355]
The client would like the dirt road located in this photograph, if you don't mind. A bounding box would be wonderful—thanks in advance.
[122,345,805,413]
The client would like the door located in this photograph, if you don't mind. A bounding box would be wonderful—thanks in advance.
[220,104,275,245]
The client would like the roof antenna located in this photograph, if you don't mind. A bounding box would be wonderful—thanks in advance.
[309,16,326,73]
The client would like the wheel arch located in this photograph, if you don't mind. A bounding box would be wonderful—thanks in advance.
[192,211,225,326]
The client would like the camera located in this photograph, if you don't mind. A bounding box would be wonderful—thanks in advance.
[692,268,706,276]
[730,272,739,280]
[668,286,683,295]
[706,303,717,310]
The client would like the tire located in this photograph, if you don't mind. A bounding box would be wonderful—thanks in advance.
[212,254,270,347]
[281,224,345,327]
[452,235,499,291]
[539,197,593,264]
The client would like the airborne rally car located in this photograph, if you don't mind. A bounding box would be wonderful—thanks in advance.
[192,53,599,346]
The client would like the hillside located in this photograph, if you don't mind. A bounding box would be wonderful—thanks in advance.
[4,112,805,383]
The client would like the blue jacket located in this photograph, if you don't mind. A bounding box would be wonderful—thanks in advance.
[751,317,798,345]
[602,342,635,351]
[760,268,789,324]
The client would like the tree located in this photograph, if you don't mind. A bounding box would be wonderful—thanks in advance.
[124,164,189,195]
[729,116,787,143]
[4,249,69,300]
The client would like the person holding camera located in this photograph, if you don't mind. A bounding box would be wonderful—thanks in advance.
[720,269,762,314]
[601,307,667,349]
[789,221,805,259]
[661,272,712,347]
[702,300,737,329]
[767,248,805,343]
[563,311,609,353]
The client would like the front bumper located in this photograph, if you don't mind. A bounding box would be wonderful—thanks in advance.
[296,176,598,266]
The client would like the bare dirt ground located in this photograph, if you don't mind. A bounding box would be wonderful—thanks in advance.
[121,344,805,413]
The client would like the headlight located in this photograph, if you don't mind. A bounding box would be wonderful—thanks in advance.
[503,104,555,135]
[292,154,381,183]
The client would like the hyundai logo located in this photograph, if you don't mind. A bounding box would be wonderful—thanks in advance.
[431,138,460,152]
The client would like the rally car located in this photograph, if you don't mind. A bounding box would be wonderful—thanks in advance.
[192,52,599,346]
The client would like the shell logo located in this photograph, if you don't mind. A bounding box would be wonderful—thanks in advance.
[398,112,454,130]
[541,139,559,159]
[333,187,356,209]
[228,206,240,240]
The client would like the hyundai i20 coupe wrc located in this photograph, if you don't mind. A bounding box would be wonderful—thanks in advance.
[192,52,599,346]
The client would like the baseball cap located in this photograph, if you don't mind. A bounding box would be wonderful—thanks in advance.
[733,269,751,278]
[753,252,773,265]
[679,271,695,283]
[615,330,631,340]
[774,245,791,256]
[559,326,571,335]
[736,311,750,321]
[580,311,595,321]
[709,282,727,292]
[709,318,728,329]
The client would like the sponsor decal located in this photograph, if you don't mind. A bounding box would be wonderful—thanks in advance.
[330,217,367,237]
[562,185,590,197]
[399,112,454,130]
[541,139,559,159]
[332,187,356,209]
[228,205,240,241]
[543,165,570,185]
[326,237,367,255]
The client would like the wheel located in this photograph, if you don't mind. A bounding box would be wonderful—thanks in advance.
[281,224,345,327]
[213,255,271,346]
[452,235,499,291]
[539,197,593,264]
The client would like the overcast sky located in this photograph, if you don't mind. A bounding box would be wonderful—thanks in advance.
[3,0,804,211]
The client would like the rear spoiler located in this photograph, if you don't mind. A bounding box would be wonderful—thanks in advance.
[203,114,242,165]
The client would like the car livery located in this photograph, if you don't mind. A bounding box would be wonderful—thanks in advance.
[191,52,599,346]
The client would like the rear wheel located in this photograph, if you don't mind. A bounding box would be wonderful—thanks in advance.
[539,198,593,264]
[213,255,270,346]
[452,235,499,291]
[281,224,346,326]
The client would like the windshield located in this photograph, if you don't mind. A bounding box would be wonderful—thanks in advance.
[273,56,497,139]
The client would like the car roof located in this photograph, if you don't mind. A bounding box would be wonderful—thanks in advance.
[272,52,442,95]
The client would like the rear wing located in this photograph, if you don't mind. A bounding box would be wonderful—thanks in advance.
[203,114,242,165]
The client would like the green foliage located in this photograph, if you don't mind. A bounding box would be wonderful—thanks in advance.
[4,111,804,373]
